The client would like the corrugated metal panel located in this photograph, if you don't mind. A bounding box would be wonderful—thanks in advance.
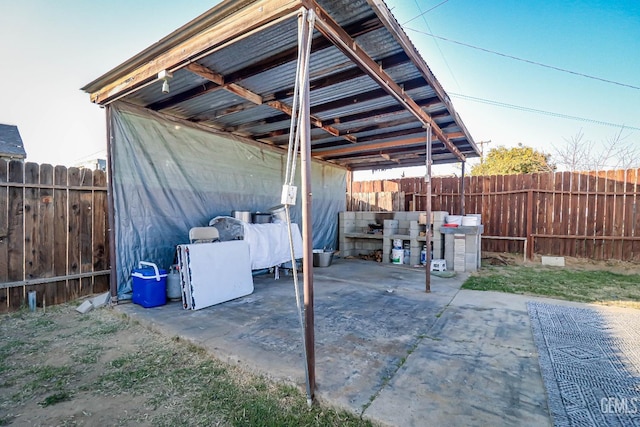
[84,0,479,169]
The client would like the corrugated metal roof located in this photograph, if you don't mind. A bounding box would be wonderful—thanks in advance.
[0,124,27,159]
[82,0,478,170]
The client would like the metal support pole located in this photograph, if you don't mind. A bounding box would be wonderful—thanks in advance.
[105,105,118,305]
[460,161,466,215]
[425,126,432,293]
[299,9,316,400]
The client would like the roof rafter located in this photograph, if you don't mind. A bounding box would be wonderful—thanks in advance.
[185,62,357,142]
[313,133,465,159]
[304,0,466,162]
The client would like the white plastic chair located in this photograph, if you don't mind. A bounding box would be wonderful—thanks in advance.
[189,227,220,244]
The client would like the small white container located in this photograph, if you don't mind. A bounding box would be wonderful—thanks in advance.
[462,216,479,226]
[391,248,404,264]
[392,239,403,249]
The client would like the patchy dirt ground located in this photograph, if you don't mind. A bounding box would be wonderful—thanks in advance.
[0,305,160,426]
[0,303,369,427]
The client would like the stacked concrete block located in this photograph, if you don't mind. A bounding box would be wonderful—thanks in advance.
[453,234,466,272]
[465,233,481,271]
[444,233,455,271]
[405,211,421,222]
[338,211,356,257]
[409,221,422,265]
[432,211,447,260]
[382,219,399,263]
[355,211,371,234]
[339,211,458,264]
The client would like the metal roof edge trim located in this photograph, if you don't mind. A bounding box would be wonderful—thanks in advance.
[365,0,479,156]
[111,101,348,171]
[81,0,260,93]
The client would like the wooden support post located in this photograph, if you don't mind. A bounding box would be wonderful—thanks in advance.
[299,9,316,400]
[425,125,432,293]
[460,161,466,215]
[105,106,118,304]
[526,189,534,260]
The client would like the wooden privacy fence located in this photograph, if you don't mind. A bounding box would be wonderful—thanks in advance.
[350,168,640,262]
[0,160,110,312]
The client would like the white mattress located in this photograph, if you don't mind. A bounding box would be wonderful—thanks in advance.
[176,240,253,310]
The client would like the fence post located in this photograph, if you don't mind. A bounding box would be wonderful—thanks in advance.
[527,189,533,260]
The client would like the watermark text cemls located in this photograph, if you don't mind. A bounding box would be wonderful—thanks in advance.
[600,397,639,414]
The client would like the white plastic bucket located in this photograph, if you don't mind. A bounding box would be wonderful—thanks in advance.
[391,248,404,264]
[392,239,403,249]
[462,216,478,226]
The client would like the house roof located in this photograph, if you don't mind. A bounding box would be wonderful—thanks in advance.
[0,124,27,159]
[82,0,479,171]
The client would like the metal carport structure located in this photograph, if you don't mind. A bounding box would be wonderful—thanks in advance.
[82,0,479,402]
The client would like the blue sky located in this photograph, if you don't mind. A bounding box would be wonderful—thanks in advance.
[1,0,638,176]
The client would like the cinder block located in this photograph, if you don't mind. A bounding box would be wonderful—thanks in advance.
[393,211,407,220]
[465,234,479,254]
[91,292,110,309]
[341,211,355,220]
[541,256,565,267]
[362,212,377,221]
[406,212,420,221]
[398,220,410,231]
[76,300,94,314]
[433,211,448,221]
[383,220,398,236]
[341,219,356,230]
[465,253,479,271]
[355,212,363,220]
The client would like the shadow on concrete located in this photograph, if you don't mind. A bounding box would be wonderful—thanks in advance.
[117,257,551,426]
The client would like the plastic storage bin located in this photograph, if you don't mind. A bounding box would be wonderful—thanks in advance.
[132,261,167,308]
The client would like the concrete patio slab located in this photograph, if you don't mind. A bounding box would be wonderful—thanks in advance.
[115,258,558,426]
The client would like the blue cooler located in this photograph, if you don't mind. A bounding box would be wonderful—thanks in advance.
[131,261,167,308]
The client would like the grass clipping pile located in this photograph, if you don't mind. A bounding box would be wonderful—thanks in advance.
[0,304,370,427]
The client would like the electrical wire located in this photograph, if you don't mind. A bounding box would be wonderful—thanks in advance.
[405,27,640,91]
[449,92,640,131]
[402,0,451,26]
[412,0,460,90]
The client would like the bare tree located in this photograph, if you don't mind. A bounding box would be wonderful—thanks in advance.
[553,130,591,171]
[553,128,639,171]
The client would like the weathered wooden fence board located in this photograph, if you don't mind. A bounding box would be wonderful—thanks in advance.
[351,168,640,262]
[0,161,109,312]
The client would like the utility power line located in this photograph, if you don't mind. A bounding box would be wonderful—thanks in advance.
[449,92,640,131]
[405,28,640,91]
[412,0,460,90]
[402,0,451,26]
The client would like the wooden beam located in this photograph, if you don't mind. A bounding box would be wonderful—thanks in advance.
[185,62,224,85]
[314,132,464,158]
[186,61,356,142]
[89,0,302,104]
[186,62,263,105]
[315,136,430,158]
[331,96,441,125]
[266,101,331,137]
[305,0,466,161]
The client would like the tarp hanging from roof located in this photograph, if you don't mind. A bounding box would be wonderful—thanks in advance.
[110,102,345,298]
